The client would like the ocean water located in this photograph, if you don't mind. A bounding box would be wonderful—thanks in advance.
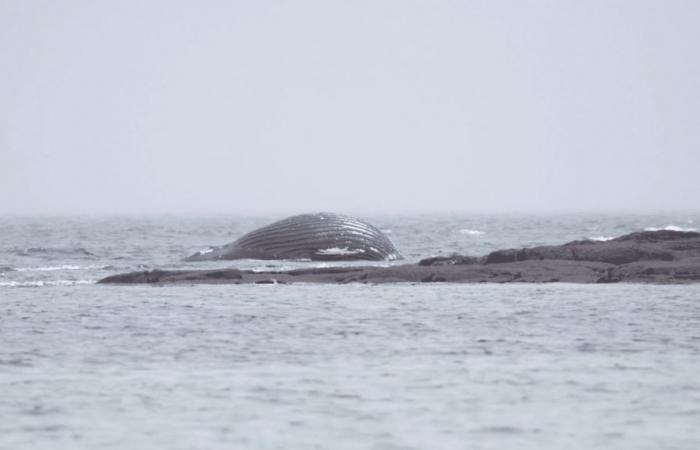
[1,213,700,449]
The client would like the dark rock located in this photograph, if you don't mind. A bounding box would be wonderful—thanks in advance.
[99,270,174,284]
[613,230,700,242]
[419,254,481,266]
[204,269,243,280]
[420,273,447,282]
[486,240,676,265]
[485,249,528,264]
[99,269,241,284]
[286,267,364,276]
[596,268,621,283]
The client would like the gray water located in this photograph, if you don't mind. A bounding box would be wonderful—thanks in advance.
[2,213,700,449]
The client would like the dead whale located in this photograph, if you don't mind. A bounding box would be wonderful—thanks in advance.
[185,212,401,262]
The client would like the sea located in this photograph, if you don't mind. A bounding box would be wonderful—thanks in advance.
[1,213,700,450]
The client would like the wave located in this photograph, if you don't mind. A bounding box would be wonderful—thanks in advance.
[15,265,84,272]
[459,229,485,235]
[644,225,698,232]
[11,247,95,257]
[9,264,113,272]
[0,280,95,288]
[588,236,615,242]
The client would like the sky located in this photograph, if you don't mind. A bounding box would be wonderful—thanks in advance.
[1,0,699,214]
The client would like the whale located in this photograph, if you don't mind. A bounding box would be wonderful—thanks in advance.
[185,212,402,262]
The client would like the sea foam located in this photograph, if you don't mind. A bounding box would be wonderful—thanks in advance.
[588,236,615,242]
[644,225,698,232]
[459,229,485,235]
[0,280,95,287]
[15,265,85,272]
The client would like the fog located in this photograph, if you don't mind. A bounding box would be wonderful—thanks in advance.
[1,1,699,215]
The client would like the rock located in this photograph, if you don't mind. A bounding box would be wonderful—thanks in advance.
[99,230,700,285]
[418,254,482,266]
[99,269,242,284]
[613,230,700,242]
[486,239,678,265]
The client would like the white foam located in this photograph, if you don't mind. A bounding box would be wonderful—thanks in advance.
[459,229,485,235]
[588,236,615,242]
[644,225,698,232]
[316,247,366,256]
[15,265,88,272]
[197,248,214,255]
[0,280,95,287]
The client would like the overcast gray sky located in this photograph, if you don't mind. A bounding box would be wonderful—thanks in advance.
[1,0,698,214]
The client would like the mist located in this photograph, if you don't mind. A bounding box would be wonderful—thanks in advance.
[1,0,699,215]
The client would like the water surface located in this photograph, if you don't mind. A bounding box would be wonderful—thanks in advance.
[1,214,699,449]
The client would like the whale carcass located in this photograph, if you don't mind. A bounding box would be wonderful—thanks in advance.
[185,212,401,262]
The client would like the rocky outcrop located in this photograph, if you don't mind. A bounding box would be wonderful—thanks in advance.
[482,230,696,265]
[99,230,700,285]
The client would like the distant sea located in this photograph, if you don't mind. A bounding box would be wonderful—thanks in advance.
[2,213,700,449]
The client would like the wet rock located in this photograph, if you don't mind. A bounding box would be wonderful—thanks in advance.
[420,273,447,282]
[99,269,241,284]
[613,230,700,242]
[486,240,677,265]
[418,254,481,266]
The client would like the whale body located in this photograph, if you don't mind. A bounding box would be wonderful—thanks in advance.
[185,212,401,262]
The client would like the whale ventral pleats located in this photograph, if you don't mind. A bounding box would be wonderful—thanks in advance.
[185,212,402,262]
